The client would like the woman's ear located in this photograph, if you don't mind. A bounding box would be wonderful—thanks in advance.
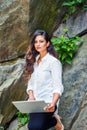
[47,41,50,47]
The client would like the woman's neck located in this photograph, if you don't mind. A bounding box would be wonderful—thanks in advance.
[37,51,48,64]
[39,51,48,59]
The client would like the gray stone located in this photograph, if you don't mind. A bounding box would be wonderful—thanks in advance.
[28,0,67,36]
[71,93,87,130]
[0,0,67,62]
[0,0,29,62]
[53,10,87,37]
[58,34,87,130]
[7,118,55,130]
[0,59,27,125]
[0,1,87,130]
[6,118,28,130]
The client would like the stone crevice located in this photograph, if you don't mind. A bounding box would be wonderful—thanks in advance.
[69,93,87,130]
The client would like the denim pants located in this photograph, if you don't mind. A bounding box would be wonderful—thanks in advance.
[28,108,57,130]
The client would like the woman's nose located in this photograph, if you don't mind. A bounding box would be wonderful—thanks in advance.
[36,42,40,45]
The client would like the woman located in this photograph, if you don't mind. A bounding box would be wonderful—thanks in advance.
[25,29,64,130]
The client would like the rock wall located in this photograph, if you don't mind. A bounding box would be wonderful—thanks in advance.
[0,0,67,63]
[0,0,30,126]
[28,0,67,36]
[54,10,87,130]
[59,34,87,130]
[53,10,87,37]
[0,59,27,125]
[0,0,29,62]
[0,0,87,130]
[0,0,67,127]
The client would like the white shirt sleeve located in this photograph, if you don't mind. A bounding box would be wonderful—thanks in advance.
[26,73,34,94]
[50,59,64,96]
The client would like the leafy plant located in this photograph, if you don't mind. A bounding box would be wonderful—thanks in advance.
[51,34,82,65]
[16,111,29,125]
[62,0,87,14]
[0,126,4,130]
[83,4,87,10]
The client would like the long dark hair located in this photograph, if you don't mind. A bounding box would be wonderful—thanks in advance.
[24,29,57,76]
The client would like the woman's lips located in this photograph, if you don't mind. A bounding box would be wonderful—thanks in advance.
[36,47,41,49]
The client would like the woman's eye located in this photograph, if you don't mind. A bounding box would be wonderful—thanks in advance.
[39,40,44,43]
[34,41,38,44]
[34,40,44,44]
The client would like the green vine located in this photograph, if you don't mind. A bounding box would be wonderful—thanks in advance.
[16,111,29,129]
[0,126,4,130]
[51,32,83,65]
[62,0,87,14]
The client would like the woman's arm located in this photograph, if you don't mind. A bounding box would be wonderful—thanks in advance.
[27,90,35,100]
[52,93,60,106]
[51,59,64,97]
[44,59,64,112]
[44,93,60,112]
[26,73,35,100]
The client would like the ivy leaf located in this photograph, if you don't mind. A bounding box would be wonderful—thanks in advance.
[62,1,75,6]
[16,111,29,125]
[61,53,67,60]
[61,45,67,49]
[66,59,72,64]
[55,47,60,51]
[51,31,82,65]
[68,53,73,58]
[62,2,72,6]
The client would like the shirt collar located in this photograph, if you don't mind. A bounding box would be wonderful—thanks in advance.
[36,53,49,62]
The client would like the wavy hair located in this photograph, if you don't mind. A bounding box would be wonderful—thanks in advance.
[24,29,57,76]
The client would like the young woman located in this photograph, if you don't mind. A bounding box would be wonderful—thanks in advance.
[25,29,64,130]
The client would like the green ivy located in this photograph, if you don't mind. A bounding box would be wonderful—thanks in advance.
[62,0,87,14]
[51,34,83,65]
[16,111,29,126]
[0,126,4,130]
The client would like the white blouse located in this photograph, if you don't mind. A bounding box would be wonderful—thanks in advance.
[27,53,64,109]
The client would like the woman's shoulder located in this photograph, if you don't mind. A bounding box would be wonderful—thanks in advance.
[48,53,61,63]
[48,54,62,69]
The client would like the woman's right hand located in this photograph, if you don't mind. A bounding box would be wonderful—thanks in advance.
[44,103,55,112]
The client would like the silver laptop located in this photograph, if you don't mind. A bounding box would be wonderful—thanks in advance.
[12,100,48,113]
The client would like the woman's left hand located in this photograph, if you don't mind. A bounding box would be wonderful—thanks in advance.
[44,103,55,112]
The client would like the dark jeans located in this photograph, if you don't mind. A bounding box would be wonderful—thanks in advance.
[28,107,57,130]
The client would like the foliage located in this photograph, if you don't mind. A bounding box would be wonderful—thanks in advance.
[51,33,82,65]
[62,0,87,14]
[16,111,29,126]
[0,126,4,130]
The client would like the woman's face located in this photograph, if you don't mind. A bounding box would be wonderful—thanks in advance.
[34,35,49,53]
